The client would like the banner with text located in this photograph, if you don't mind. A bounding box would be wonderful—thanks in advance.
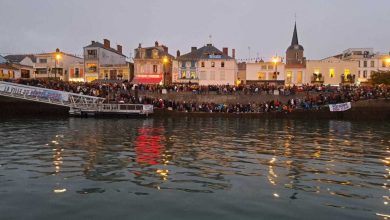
[329,102,351,112]
[0,83,69,102]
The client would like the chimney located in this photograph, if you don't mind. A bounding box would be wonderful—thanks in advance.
[103,39,110,49]
[91,40,95,44]
[191,47,197,52]
[177,50,181,57]
[155,41,159,47]
[117,45,122,54]
[223,47,228,56]
[232,49,236,59]
[138,43,142,48]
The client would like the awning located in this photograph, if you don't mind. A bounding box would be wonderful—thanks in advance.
[132,76,162,84]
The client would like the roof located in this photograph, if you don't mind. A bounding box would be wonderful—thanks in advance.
[84,41,125,57]
[287,22,304,51]
[134,45,174,60]
[35,52,82,59]
[177,44,233,61]
[4,54,36,63]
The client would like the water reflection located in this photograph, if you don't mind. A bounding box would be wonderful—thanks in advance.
[0,117,389,219]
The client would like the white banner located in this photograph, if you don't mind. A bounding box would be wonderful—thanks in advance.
[0,83,69,102]
[329,102,351,112]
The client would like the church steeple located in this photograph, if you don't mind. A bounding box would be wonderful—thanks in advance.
[291,22,299,46]
[286,20,305,66]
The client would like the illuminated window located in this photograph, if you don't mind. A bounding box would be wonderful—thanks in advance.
[383,60,386,67]
[181,71,186,79]
[329,69,335,78]
[258,72,265,80]
[286,71,292,84]
[190,71,196,79]
[75,68,80,78]
[314,69,320,74]
[344,69,350,80]
[221,62,225,68]
[87,63,97,73]
[211,62,215,67]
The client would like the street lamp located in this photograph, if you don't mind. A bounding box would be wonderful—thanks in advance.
[163,56,169,86]
[55,48,62,80]
[272,56,279,80]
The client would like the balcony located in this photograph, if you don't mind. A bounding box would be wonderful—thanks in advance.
[311,74,324,83]
[341,74,356,84]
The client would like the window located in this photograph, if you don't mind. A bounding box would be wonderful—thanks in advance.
[211,62,215,67]
[329,69,335,78]
[358,61,361,67]
[268,65,273,70]
[358,70,360,78]
[363,70,367,78]
[88,50,97,56]
[190,71,196,79]
[210,71,215,80]
[39,58,47,63]
[201,62,205,67]
[221,62,225,68]
[314,69,320,74]
[371,60,375,67]
[152,50,159,59]
[261,65,267,70]
[363,60,367,67]
[87,63,97,73]
[153,65,158,73]
[181,70,186,79]
[370,71,374,78]
[75,68,80,78]
[181,62,186,68]
[191,61,196,68]
[258,72,265,80]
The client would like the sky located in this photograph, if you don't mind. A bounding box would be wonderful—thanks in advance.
[0,0,390,61]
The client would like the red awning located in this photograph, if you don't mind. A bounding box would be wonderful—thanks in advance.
[132,76,162,84]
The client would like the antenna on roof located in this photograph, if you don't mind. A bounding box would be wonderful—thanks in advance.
[208,34,212,45]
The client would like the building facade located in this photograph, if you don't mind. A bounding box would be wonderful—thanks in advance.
[173,44,237,85]
[0,63,19,79]
[246,60,285,85]
[133,41,174,84]
[306,57,358,85]
[4,54,36,79]
[341,48,390,84]
[34,49,83,80]
[83,39,128,82]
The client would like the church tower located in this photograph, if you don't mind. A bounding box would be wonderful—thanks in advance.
[286,22,305,67]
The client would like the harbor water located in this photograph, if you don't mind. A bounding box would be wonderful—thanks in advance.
[0,117,389,219]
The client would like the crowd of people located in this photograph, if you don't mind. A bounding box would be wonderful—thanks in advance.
[5,78,390,114]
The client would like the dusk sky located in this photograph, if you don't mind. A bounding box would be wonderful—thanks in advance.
[1,0,389,61]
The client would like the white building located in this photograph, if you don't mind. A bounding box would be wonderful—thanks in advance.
[341,48,390,84]
[4,54,36,78]
[83,39,128,82]
[245,60,285,85]
[34,49,83,80]
[306,57,358,85]
[173,44,238,85]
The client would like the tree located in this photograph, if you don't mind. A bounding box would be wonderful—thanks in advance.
[371,71,390,85]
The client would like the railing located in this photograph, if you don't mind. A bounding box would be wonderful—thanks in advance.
[311,75,324,83]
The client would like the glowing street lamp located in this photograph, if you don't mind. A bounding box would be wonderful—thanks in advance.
[162,56,169,86]
[54,48,62,80]
[272,56,279,80]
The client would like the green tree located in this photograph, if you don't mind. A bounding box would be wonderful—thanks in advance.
[371,71,390,85]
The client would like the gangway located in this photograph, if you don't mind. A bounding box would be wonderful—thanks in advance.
[0,81,153,117]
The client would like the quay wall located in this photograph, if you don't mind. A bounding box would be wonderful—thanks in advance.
[0,96,389,121]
